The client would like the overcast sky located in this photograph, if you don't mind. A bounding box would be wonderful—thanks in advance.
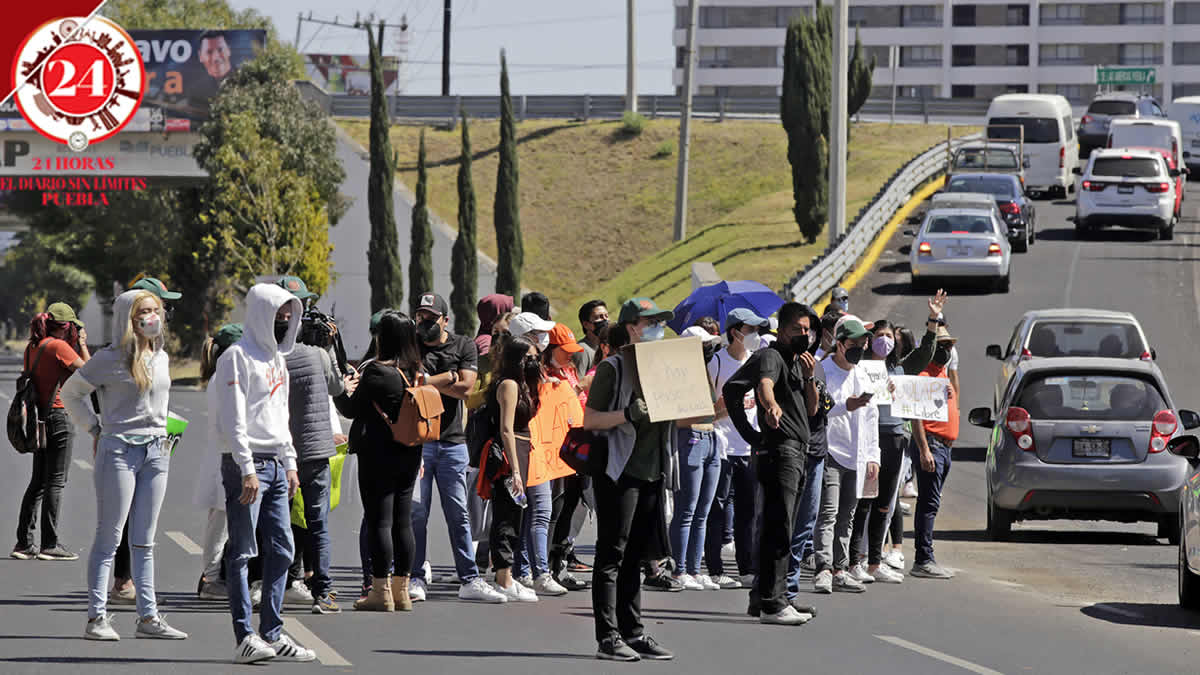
[227,0,676,95]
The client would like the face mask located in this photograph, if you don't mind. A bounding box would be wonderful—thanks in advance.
[844,345,865,365]
[522,355,542,378]
[417,319,442,343]
[740,331,762,352]
[138,314,162,338]
[933,346,951,366]
[787,332,810,355]
[832,298,849,312]
[872,335,895,358]
[274,319,289,343]
[640,324,665,342]
[535,332,550,352]
[591,319,608,335]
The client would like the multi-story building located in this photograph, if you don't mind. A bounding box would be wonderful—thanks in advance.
[672,0,1200,103]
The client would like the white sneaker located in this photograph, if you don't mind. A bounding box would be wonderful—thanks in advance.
[234,634,275,664]
[269,634,316,662]
[902,482,918,498]
[849,564,875,584]
[883,550,906,571]
[249,580,262,608]
[871,565,904,584]
[833,571,867,593]
[760,605,810,626]
[697,574,721,591]
[284,579,313,605]
[711,574,742,589]
[721,541,736,557]
[900,501,912,515]
[813,570,833,594]
[135,614,188,639]
[459,577,508,603]
[533,573,568,596]
[517,574,535,589]
[84,613,120,641]
[491,580,537,603]
[675,573,704,591]
[422,561,433,582]
[410,578,427,602]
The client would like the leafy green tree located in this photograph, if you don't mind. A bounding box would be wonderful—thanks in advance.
[848,28,876,120]
[781,6,833,243]
[0,232,94,326]
[450,110,479,335]
[409,129,434,315]
[494,49,523,296]
[365,22,404,313]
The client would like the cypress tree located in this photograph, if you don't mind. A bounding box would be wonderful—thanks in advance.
[848,27,876,120]
[451,109,479,335]
[409,128,434,316]
[494,49,523,296]
[366,22,404,312]
[782,7,833,244]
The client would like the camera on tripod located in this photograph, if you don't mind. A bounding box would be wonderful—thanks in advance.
[298,308,337,349]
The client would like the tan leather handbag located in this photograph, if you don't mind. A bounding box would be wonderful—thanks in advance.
[373,367,444,447]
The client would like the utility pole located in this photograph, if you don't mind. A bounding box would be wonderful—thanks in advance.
[442,0,452,96]
[626,0,637,113]
[829,0,849,242]
[295,12,303,49]
[673,0,699,243]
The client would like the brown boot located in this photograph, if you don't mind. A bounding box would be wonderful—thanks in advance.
[392,575,413,611]
[354,576,395,612]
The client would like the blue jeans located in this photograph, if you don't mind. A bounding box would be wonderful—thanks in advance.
[410,441,479,583]
[88,436,169,620]
[670,429,720,575]
[786,453,825,598]
[294,460,332,597]
[515,480,552,578]
[222,455,293,644]
[914,435,952,566]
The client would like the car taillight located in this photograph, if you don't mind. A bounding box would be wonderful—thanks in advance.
[1006,407,1035,451]
[1019,348,1032,361]
[1081,114,1093,124]
[1150,409,1177,453]
[988,243,1003,256]
[1060,146,1065,168]
[918,242,932,256]
[999,201,1020,215]
[1145,182,1171,193]
[1082,180,1106,191]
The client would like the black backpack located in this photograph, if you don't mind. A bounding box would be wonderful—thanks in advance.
[8,340,55,454]
[466,399,497,469]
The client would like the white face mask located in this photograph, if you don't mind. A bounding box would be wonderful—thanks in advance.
[535,332,550,352]
[740,330,762,352]
[138,314,162,338]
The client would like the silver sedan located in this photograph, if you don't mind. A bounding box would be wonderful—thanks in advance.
[907,199,1013,292]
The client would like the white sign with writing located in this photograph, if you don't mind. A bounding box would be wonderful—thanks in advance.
[635,337,716,423]
[858,360,893,405]
[890,375,950,422]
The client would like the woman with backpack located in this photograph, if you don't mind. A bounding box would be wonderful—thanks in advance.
[11,304,89,561]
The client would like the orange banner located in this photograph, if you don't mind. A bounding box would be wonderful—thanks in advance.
[527,380,583,487]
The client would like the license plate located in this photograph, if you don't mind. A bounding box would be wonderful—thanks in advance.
[947,247,970,257]
[1072,438,1111,458]
[1118,185,1134,194]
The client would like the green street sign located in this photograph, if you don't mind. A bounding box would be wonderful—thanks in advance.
[1096,67,1156,86]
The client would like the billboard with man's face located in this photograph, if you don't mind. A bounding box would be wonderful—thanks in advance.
[132,29,266,120]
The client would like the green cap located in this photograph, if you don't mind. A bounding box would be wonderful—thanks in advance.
[214,323,244,350]
[369,309,394,334]
[128,277,182,300]
[617,297,674,325]
[277,276,318,300]
[835,317,871,341]
[46,302,84,328]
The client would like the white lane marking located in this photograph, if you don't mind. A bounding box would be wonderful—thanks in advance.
[876,635,1005,675]
[165,531,202,555]
[1093,604,1142,620]
[1063,241,1082,306]
[989,579,1025,588]
[72,459,92,470]
[282,617,352,667]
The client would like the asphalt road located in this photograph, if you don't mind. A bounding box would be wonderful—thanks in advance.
[4,188,1200,673]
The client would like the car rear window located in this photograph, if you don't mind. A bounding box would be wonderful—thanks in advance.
[927,215,995,234]
[1111,127,1173,150]
[1090,157,1162,177]
[946,177,1016,198]
[1025,321,1147,358]
[953,149,1020,170]
[988,117,1061,143]
[1016,374,1166,420]
[1088,101,1136,116]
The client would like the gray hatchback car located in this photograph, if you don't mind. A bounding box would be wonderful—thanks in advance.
[969,358,1200,542]
[1078,92,1166,156]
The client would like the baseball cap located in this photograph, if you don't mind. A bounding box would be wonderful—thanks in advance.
[617,297,674,325]
[509,312,556,339]
[726,307,769,329]
[831,287,850,301]
[548,323,584,352]
[369,309,396,334]
[214,323,244,350]
[129,277,182,301]
[46,302,84,328]
[416,292,450,317]
[835,317,871,340]
[276,276,317,300]
[681,326,722,343]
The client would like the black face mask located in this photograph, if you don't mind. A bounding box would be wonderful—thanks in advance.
[522,356,542,379]
[274,320,290,343]
[591,319,608,335]
[417,319,442,343]
[786,332,810,356]
[844,346,865,365]
[933,346,951,366]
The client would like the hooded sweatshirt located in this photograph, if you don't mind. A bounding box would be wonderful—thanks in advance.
[61,290,170,440]
[213,284,303,477]
[474,293,514,358]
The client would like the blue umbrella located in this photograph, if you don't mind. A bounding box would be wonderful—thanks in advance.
[669,280,786,334]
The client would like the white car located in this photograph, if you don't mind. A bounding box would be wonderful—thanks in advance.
[1073,148,1183,240]
[907,197,1013,293]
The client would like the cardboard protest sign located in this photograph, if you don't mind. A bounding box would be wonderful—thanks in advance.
[634,337,716,423]
[527,380,584,487]
[858,360,893,404]
[890,375,951,422]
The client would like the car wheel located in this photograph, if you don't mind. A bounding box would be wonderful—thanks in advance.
[996,272,1011,293]
[1160,218,1176,241]
[911,276,925,292]
[1014,239,1029,253]
[1181,518,1200,609]
[1160,514,1182,545]
[1028,224,1035,245]
[988,494,1013,542]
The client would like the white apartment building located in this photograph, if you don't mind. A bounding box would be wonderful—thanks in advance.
[672,0,1200,102]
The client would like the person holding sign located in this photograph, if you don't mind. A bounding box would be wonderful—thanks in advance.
[909,326,960,580]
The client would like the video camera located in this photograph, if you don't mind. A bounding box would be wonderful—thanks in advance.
[298,307,352,377]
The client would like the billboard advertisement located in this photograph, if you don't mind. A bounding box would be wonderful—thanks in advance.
[305,54,405,96]
[132,29,266,120]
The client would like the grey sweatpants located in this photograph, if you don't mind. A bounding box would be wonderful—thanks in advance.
[813,457,859,573]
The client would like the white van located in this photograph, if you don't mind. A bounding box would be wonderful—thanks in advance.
[1107,118,1185,182]
[1171,96,1200,169]
[985,94,1080,198]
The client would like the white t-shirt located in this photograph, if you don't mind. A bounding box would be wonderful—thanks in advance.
[708,348,758,457]
[948,345,959,372]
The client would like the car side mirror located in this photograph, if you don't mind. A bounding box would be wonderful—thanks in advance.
[1170,169,1181,177]
[968,407,993,428]
[1180,410,1200,431]
[1071,167,1082,175]
[986,344,1003,360]
[1185,151,1192,159]
[1167,434,1200,459]
[1185,167,1192,175]
[1152,348,1158,360]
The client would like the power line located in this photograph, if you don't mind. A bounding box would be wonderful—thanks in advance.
[407,9,674,33]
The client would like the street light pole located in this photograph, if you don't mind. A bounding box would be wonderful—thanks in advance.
[626,0,637,113]
[673,0,699,243]
[829,0,849,243]
[442,0,452,96]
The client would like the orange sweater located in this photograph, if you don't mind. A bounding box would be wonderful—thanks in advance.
[919,364,958,443]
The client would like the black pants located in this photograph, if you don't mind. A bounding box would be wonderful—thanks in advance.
[359,448,422,578]
[592,472,662,643]
[755,444,807,615]
[548,474,589,573]
[489,479,526,571]
[715,455,758,576]
[850,432,908,566]
[16,409,72,551]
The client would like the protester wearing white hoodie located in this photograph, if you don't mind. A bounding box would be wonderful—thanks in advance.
[213,284,315,664]
[62,290,187,642]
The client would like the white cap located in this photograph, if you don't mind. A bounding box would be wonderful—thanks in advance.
[681,326,722,343]
[509,311,556,338]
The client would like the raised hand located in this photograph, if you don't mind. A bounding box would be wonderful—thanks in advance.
[928,289,948,319]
